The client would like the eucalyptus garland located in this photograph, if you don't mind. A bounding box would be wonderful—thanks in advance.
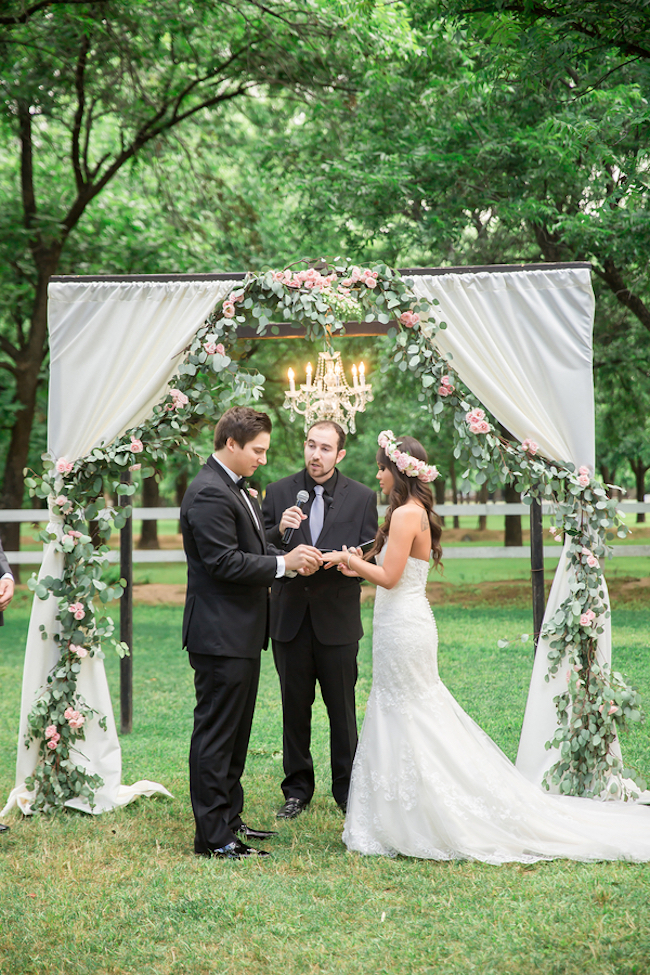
[24,261,430,812]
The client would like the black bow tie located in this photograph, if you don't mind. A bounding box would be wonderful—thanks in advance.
[236,477,248,491]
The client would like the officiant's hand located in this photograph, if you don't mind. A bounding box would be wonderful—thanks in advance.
[279,505,307,535]
[284,544,323,574]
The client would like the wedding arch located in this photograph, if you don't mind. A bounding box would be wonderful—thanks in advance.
[2,260,641,818]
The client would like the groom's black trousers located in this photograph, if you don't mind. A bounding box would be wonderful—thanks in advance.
[189,653,260,852]
[272,609,358,806]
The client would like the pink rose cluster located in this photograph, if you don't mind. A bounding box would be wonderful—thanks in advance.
[204,340,226,356]
[169,388,189,409]
[55,458,74,476]
[74,646,88,658]
[339,266,379,289]
[63,529,83,546]
[438,375,454,397]
[466,408,491,435]
[521,438,538,456]
[580,608,596,627]
[64,706,85,730]
[68,601,85,621]
[221,292,244,318]
[599,701,619,716]
[45,725,60,749]
[53,495,73,514]
[399,311,420,328]
[130,437,144,454]
[577,465,590,488]
[549,526,561,539]
[581,545,599,568]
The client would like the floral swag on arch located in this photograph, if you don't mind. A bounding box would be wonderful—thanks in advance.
[24,260,642,813]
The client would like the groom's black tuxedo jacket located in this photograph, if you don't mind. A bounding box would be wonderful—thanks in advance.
[0,540,10,627]
[262,470,378,645]
[180,456,278,658]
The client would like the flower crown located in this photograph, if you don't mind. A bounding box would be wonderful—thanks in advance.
[377,430,439,483]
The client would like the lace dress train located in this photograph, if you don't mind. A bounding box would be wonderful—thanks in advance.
[342,556,650,863]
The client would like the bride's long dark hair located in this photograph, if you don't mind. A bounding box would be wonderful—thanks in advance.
[370,435,443,567]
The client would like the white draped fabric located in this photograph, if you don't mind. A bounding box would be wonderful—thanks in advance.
[2,278,238,817]
[412,268,620,792]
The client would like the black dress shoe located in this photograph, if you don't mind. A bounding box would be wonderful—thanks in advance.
[236,822,278,841]
[276,797,309,820]
[337,801,347,815]
[198,839,270,859]
[0,824,9,834]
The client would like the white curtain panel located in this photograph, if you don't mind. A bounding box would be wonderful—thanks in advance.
[413,268,620,794]
[3,277,238,817]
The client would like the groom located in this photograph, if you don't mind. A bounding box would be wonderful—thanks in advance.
[262,420,378,818]
[181,407,322,859]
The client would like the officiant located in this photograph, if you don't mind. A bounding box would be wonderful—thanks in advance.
[262,420,378,818]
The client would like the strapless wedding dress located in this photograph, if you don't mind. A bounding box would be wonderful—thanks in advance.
[343,555,650,862]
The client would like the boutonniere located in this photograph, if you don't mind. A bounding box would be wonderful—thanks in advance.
[247,487,258,499]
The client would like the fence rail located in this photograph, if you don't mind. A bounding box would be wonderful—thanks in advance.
[3,502,649,563]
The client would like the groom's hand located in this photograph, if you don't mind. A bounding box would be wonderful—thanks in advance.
[284,544,323,574]
[279,505,307,535]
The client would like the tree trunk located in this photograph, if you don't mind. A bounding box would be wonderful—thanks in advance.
[434,476,445,525]
[138,474,160,548]
[0,265,56,580]
[599,464,618,499]
[504,481,523,546]
[449,455,460,529]
[478,482,488,530]
[629,457,648,523]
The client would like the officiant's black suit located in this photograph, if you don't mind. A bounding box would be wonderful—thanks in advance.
[181,456,279,852]
[262,469,378,806]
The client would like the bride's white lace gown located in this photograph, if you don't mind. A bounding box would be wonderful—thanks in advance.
[343,555,650,863]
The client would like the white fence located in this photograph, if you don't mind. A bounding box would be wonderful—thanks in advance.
[2,502,649,564]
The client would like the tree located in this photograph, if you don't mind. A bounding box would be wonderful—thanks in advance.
[0,0,384,552]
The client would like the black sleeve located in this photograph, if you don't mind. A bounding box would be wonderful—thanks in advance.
[261,483,283,546]
[188,484,277,586]
[0,541,11,578]
[359,490,379,546]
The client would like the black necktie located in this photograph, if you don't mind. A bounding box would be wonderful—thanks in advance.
[236,477,247,491]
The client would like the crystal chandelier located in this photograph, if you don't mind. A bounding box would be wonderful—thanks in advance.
[283,350,373,434]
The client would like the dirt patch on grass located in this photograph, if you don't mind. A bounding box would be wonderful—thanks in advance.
[131,576,650,608]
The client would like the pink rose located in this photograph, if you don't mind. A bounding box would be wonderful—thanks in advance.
[399,311,420,328]
[364,277,377,288]
[222,302,235,318]
[587,554,599,568]
[64,707,75,720]
[549,526,558,536]
[579,465,590,476]
[53,495,72,512]
[395,453,410,472]
[350,267,362,282]
[441,376,451,387]
[216,343,225,355]
[55,458,74,475]
[130,437,144,453]
[580,610,596,626]
[75,647,88,658]
[466,408,486,424]
[419,467,439,483]
[578,474,590,487]
[69,714,85,730]
[45,725,58,739]
[68,602,85,620]
[341,278,353,288]
[204,341,218,355]
[129,464,141,472]
[169,389,189,409]
[522,439,538,455]
[247,487,258,499]
[47,738,59,750]
[608,705,618,716]
[438,385,452,397]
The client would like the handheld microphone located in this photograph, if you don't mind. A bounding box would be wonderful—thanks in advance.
[282,489,310,546]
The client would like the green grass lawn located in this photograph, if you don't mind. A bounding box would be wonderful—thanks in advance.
[1,596,650,974]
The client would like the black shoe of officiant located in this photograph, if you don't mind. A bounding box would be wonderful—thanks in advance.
[197,839,270,859]
[0,824,9,834]
[236,822,278,841]
[276,797,309,820]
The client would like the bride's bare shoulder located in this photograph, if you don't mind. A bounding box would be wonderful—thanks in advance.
[390,503,424,524]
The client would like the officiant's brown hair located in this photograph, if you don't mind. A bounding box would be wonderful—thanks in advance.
[214,406,272,449]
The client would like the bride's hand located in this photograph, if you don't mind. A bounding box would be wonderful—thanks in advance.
[322,545,362,576]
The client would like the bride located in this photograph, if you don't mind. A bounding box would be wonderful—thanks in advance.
[322,431,650,863]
